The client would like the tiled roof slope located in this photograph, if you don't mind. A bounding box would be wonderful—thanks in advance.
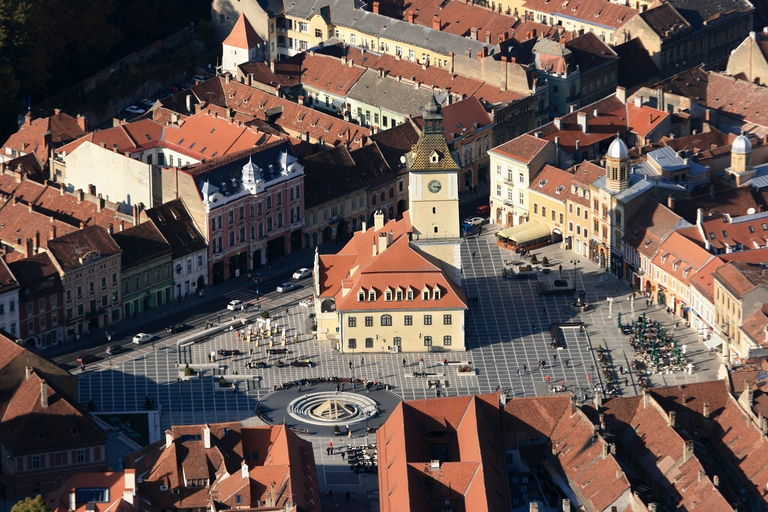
[378,394,507,512]
[490,133,551,163]
[638,2,690,38]
[673,188,768,224]
[412,96,492,143]
[143,199,207,259]
[677,213,768,252]
[714,259,768,298]
[705,72,768,127]
[367,119,421,174]
[395,0,517,43]
[47,470,138,512]
[742,304,768,348]
[623,199,689,258]
[3,110,85,165]
[111,221,172,269]
[689,248,768,302]
[223,14,263,49]
[667,0,753,30]
[302,145,368,209]
[652,231,714,286]
[0,370,107,454]
[47,225,121,272]
[521,0,638,29]
[530,165,573,200]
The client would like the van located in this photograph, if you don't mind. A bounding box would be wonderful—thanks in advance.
[476,204,490,216]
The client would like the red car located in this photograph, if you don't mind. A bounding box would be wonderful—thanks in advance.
[476,204,490,216]
[76,354,97,365]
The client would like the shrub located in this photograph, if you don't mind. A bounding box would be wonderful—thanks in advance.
[260,310,270,320]
[333,425,341,435]
[530,254,538,263]
[458,365,472,373]
[542,256,549,266]
[219,377,227,387]
[184,365,195,376]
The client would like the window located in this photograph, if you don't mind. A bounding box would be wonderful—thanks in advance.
[559,213,564,224]
[533,204,538,215]
[350,33,356,45]
[424,314,432,325]
[443,335,452,346]
[393,337,401,346]
[404,315,413,326]
[395,289,403,301]
[422,290,429,300]
[443,314,452,325]
[551,210,556,221]
[348,317,357,327]
[519,192,524,204]
[315,28,322,38]
[406,289,413,301]
[365,337,374,348]
[348,339,357,349]
[76,450,84,463]
[380,314,392,326]
[541,206,546,218]
[385,289,392,301]
[519,173,524,183]
[423,335,432,346]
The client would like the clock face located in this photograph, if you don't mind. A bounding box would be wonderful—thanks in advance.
[428,179,442,193]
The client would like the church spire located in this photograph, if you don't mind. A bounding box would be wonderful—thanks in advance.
[422,94,443,134]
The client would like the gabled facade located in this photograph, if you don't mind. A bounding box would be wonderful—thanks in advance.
[222,14,266,76]
[9,253,64,350]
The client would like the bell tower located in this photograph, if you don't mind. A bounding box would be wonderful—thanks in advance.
[406,95,462,283]
[605,136,630,192]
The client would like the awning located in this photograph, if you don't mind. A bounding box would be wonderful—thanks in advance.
[496,223,532,239]
[510,223,552,245]
[332,98,345,107]
[703,335,724,349]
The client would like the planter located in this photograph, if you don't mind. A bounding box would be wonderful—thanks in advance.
[457,365,476,375]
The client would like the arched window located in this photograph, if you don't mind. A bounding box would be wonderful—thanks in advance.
[381,314,392,326]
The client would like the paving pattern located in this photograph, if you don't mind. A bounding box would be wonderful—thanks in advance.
[78,225,723,509]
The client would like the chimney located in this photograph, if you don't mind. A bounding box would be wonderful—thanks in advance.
[88,184,96,196]
[77,114,86,131]
[25,238,33,257]
[378,232,388,253]
[203,424,211,449]
[76,189,84,203]
[668,410,676,427]
[634,95,643,108]
[34,231,40,250]
[643,389,650,408]
[374,210,384,231]
[25,366,32,379]
[599,413,606,431]
[69,490,76,511]
[186,94,192,113]
[98,197,105,212]
[594,390,602,409]
[361,220,367,231]
[470,27,478,40]
[649,505,657,512]
[40,382,49,408]
[165,429,173,448]
[713,475,720,487]
[24,111,32,127]
[529,502,539,512]
[123,469,136,504]
[577,112,588,133]
[554,117,562,130]
[616,85,627,103]
[407,10,415,23]
[372,0,380,13]
[298,95,305,106]
[432,16,441,31]
[703,401,710,419]
[562,499,571,512]
[602,441,610,459]
[683,439,694,462]
[270,59,276,73]
[740,380,754,410]
[698,469,706,483]
[667,195,675,210]
[241,460,249,479]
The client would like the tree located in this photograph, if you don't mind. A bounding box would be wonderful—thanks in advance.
[11,495,50,512]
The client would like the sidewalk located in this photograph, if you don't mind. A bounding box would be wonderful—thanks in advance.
[45,240,340,358]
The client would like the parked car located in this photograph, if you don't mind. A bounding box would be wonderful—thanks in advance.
[227,299,244,311]
[276,282,299,293]
[476,204,491,216]
[77,354,97,365]
[139,98,155,108]
[463,217,485,227]
[125,105,146,114]
[292,268,311,280]
[165,324,188,334]
[218,349,241,356]
[132,333,153,344]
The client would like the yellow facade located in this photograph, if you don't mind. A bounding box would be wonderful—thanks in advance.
[564,197,591,258]
[530,189,566,238]
[714,281,744,359]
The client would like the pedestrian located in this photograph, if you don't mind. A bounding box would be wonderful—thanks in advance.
[531,323,536,332]
[348,429,352,438]
[349,361,353,369]
[559,264,562,274]
[403,358,407,367]
[328,441,333,455]
[326,489,330,499]
[361,357,365,367]
[341,383,345,392]
[326,445,330,455]
[335,383,340,393]
[329,489,333,500]
[523,364,527,373]
[341,451,346,460]
[345,491,351,503]
[542,306,547,315]
[217,313,220,324]
[624,378,629,386]
[553,354,558,363]
[565,359,571,368]
[515,368,520,377]
[545,375,551,383]
[472,251,476,258]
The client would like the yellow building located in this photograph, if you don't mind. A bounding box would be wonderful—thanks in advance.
[313,97,467,353]
[528,164,571,245]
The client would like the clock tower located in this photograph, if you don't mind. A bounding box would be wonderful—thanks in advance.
[406,95,462,283]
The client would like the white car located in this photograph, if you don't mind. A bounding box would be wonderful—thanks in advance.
[292,268,311,280]
[125,105,146,114]
[276,282,299,293]
[463,217,485,227]
[132,333,152,344]
[227,299,244,311]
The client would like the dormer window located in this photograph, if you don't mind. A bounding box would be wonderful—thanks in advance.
[673,261,680,271]
[368,289,376,301]
[422,287,430,301]
[384,288,393,301]
[571,184,577,193]
[433,286,441,300]
[358,290,365,302]
[395,288,403,301]
[661,254,669,263]
[430,150,439,163]
[584,191,590,199]
[406,289,414,301]
[683,268,691,277]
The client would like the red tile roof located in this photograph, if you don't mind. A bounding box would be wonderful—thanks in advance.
[714,259,768,298]
[318,215,467,311]
[623,199,686,258]
[412,96,492,143]
[490,133,552,163]
[652,231,714,286]
[705,72,768,127]
[404,0,517,43]
[521,0,638,29]
[742,304,768,348]
[3,110,85,165]
[223,13,263,49]
[295,53,368,96]
[529,164,573,200]
[47,470,138,512]
[677,214,768,252]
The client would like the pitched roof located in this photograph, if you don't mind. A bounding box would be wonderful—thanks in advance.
[521,0,637,29]
[677,213,768,252]
[638,2,690,38]
[614,38,660,89]
[623,199,688,257]
[111,221,172,269]
[223,14,264,49]
[714,259,768,298]
[412,96,492,144]
[302,145,368,209]
[667,0,753,30]
[368,120,421,174]
[143,199,207,258]
[490,133,551,163]
[3,110,85,165]
[704,72,768,128]
[652,231,714,286]
[565,31,618,73]
[47,225,121,272]
[0,370,107,455]
[46,470,138,512]
[742,304,768,348]
[674,188,768,224]
[529,164,573,201]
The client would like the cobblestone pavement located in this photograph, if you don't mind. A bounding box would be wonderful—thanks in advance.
[79,223,722,509]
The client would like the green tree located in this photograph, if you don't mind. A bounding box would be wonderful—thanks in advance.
[11,495,50,512]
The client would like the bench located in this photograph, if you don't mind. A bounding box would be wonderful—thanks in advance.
[269,349,288,356]
[290,361,314,368]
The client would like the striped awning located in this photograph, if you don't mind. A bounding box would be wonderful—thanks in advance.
[510,223,552,244]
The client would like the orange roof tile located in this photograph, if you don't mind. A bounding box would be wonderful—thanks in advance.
[223,14,263,49]
[529,164,573,201]
[47,471,138,512]
[490,133,552,163]
[521,0,638,29]
[652,231,713,286]
[3,110,85,165]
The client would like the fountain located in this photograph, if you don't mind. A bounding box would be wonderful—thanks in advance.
[570,289,589,313]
